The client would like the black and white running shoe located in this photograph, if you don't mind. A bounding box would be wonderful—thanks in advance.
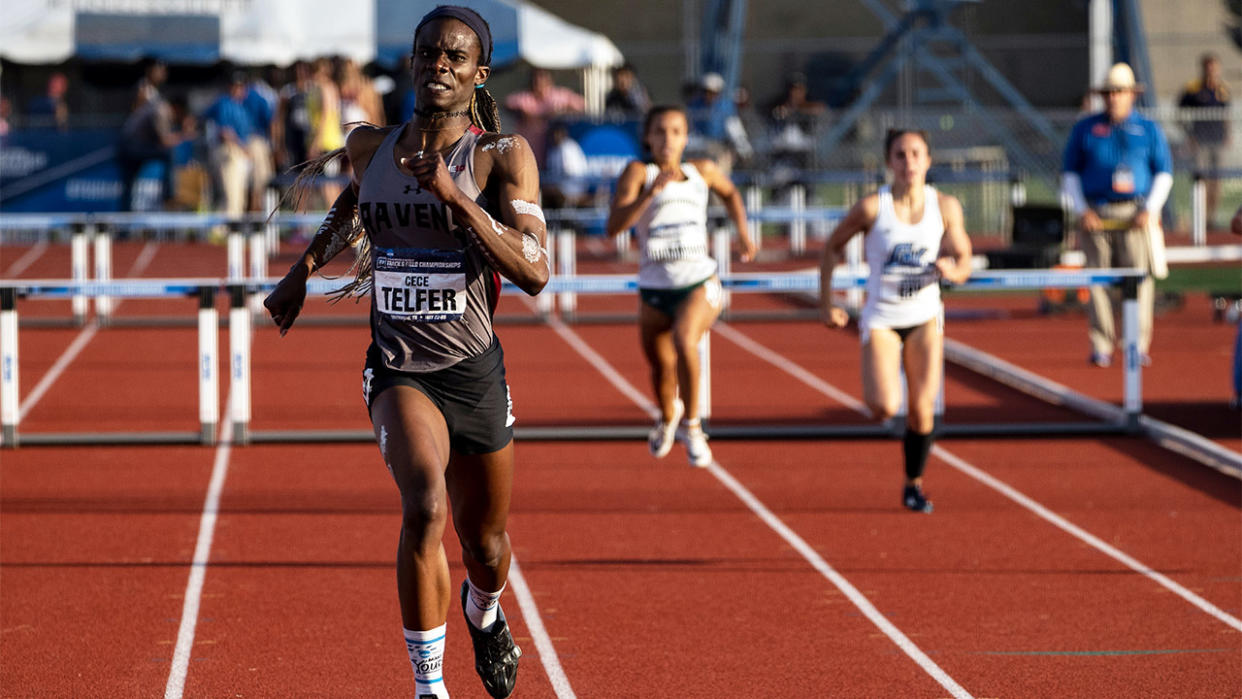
[903,484,934,513]
[461,581,522,699]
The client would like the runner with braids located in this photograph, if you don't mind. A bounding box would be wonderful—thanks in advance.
[264,7,543,698]
[819,129,972,513]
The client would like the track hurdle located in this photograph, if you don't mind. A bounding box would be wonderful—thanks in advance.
[1,288,19,445]
[215,267,1147,445]
[0,279,222,447]
[70,223,90,323]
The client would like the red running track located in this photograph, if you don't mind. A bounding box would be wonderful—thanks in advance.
[2,240,1240,697]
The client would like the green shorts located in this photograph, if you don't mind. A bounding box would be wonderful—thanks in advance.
[639,279,711,317]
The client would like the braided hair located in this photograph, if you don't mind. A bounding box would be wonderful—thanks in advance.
[470,83,502,133]
[414,5,502,132]
[275,7,504,301]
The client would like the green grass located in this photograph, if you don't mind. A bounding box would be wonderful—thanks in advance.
[1157,265,1241,295]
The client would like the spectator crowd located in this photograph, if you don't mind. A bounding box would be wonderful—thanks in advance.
[0,54,1234,228]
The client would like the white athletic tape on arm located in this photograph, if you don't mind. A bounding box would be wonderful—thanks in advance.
[510,199,546,224]
[1060,173,1087,217]
[1146,172,1173,214]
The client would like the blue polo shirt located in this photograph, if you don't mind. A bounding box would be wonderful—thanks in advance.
[203,96,255,143]
[243,87,274,135]
[1062,111,1171,206]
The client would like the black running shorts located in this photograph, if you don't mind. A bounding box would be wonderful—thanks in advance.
[362,337,514,455]
[639,277,711,317]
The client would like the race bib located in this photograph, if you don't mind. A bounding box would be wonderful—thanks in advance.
[1112,165,1135,194]
[646,223,707,263]
[881,268,937,300]
[374,248,466,322]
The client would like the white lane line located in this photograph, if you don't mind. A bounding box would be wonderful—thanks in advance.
[933,447,1242,633]
[705,462,973,698]
[131,240,160,274]
[17,242,160,420]
[3,239,49,277]
[19,324,98,420]
[945,338,1242,478]
[713,323,871,416]
[546,315,973,699]
[715,322,1242,634]
[164,397,233,699]
[507,298,587,697]
[544,315,657,419]
[507,557,577,699]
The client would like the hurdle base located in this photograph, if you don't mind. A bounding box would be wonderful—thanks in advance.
[229,420,1128,444]
[7,431,206,446]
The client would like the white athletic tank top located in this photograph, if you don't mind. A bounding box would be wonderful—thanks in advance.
[359,124,501,372]
[633,162,717,289]
[861,184,945,330]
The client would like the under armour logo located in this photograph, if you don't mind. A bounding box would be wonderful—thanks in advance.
[403,184,421,195]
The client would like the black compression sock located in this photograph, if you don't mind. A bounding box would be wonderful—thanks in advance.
[903,428,934,481]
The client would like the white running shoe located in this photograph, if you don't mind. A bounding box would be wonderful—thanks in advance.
[648,400,684,458]
[679,421,713,467]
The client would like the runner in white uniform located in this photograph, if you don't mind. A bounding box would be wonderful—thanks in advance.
[606,105,755,467]
[263,8,541,698]
[819,129,972,513]
[633,161,717,290]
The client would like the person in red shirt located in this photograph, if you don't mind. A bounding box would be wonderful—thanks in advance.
[503,68,585,165]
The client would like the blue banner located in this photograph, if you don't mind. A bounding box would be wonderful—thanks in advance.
[0,129,127,213]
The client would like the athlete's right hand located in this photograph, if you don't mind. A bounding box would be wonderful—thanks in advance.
[264,263,310,336]
[648,169,678,196]
[821,304,849,329]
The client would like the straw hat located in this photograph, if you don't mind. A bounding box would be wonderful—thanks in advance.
[1094,62,1144,93]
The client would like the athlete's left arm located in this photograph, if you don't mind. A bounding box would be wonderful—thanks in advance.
[935,194,973,285]
[405,133,550,296]
[695,159,756,262]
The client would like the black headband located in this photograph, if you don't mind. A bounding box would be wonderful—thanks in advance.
[415,6,493,67]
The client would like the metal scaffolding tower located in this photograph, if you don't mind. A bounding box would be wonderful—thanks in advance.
[823,0,1063,182]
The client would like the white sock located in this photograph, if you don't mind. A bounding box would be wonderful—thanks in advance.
[404,625,449,698]
[465,579,505,632]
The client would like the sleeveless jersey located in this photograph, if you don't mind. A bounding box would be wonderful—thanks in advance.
[861,184,945,329]
[633,162,717,289]
[359,125,502,372]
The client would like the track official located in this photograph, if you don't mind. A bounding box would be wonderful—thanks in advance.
[1061,62,1172,367]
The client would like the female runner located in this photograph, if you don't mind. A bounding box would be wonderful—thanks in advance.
[819,129,972,512]
[263,7,545,697]
[606,105,756,466]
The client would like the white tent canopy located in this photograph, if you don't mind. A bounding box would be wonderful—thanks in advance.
[0,0,622,70]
